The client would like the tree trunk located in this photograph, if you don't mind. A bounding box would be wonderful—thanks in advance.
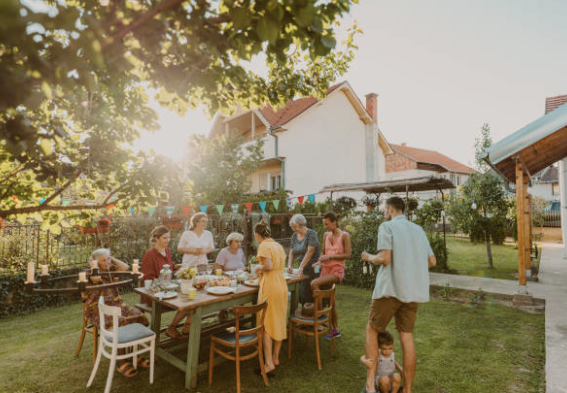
[485,229,494,269]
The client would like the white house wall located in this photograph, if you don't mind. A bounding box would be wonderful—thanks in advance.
[277,92,373,196]
[529,183,558,201]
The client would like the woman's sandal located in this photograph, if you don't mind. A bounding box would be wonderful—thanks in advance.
[165,327,187,340]
[117,362,138,378]
[136,355,150,369]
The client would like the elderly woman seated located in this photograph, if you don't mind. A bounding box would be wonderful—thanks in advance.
[83,248,149,378]
[214,232,246,272]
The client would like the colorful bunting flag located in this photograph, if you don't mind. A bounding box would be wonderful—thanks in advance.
[231,204,239,214]
[216,205,224,215]
[308,194,315,204]
[106,204,115,210]
[147,206,156,217]
[286,199,293,209]
[258,201,267,213]
[129,206,134,216]
[182,205,191,218]
[272,200,280,211]
[244,202,253,213]
[297,196,305,205]
[165,205,175,216]
[199,205,208,213]
[61,199,71,206]
[39,197,46,205]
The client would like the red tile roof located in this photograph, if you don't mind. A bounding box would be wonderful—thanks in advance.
[258,82,345,126]
[545,94,567,114]
[391,144,475,174]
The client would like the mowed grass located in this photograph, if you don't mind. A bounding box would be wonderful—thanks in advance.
[0,286,544,393]
[446,237,524,280]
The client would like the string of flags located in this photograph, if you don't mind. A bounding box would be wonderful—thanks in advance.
[10,191,323,219]
[139,192,323,218]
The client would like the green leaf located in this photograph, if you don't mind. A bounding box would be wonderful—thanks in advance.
[257,16,279,44]
[321,35,336,49]
[230,7,252,30]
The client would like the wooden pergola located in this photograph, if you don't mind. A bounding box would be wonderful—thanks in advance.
[483,103,567,292]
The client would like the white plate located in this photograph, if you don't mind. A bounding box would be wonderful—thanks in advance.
[283,273,292,280]
[155,291,177,299]
[243,279,259,287]
[207,286,235,295]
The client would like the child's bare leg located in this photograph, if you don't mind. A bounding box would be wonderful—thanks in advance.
[362,323,379,392]
[391,373,401,393]
[377,376,390,393]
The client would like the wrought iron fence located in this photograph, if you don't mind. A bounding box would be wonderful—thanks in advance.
[0,213,324,272]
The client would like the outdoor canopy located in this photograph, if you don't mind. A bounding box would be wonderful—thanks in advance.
[482,102,567,182]
[320,175,455,194]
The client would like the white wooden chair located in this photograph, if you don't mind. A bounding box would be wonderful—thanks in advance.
[87,296,156,393]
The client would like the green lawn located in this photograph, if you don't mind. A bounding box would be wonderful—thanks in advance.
[446,237,525,280]
[0,286,544,393]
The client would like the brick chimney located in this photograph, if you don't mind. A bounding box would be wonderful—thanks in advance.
[365,93,378,124]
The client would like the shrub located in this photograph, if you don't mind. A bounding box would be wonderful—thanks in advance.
[428,234,449,271]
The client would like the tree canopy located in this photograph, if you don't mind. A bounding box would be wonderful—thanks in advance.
[0,0,360,225]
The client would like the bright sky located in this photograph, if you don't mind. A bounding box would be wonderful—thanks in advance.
[139,0,567,166]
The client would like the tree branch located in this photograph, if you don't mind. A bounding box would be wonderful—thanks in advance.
[102,0,186,50]
[0,166,27,187]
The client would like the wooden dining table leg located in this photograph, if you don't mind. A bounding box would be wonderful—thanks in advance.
[185,306,203,389]
[150,302,163,335]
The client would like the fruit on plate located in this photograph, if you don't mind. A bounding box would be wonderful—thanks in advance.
[194,280,207,290]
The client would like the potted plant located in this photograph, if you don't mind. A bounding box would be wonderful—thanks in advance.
[178,267,197,294]
[362,194,380,211]
[80,220,98,234]
[97,217,112,233]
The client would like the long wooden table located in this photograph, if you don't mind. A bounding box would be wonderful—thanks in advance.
[134,274,308,390]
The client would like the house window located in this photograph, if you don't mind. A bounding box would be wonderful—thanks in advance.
[456,175,460,186]
[449,173,456,185]
[552,182,559,196]
[270,175,281,191]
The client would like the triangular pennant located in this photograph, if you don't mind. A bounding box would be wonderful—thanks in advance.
[199,205,208,213]
[39,197,46,205]
[297,196,305,205]
[147,206,156,217]
[286,198,293,209]
[308,194,315,204]
[129,206,134,216]
[272,200,280,211]
[244,202,253,213]
[182,205,191,218]
[106,204,115,210]
[258,201,267,213]
[165,205,175,216]
[231,204,239,214]
[62,199,71,207]
[216,204,224,215]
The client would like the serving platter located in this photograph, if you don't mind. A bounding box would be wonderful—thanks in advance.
[206,286,235,295]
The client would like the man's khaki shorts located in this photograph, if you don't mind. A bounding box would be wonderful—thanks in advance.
[368,297,418,333]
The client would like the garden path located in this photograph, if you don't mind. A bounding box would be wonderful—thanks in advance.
[430,242,567,393]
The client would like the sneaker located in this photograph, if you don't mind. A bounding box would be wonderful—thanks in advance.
[325,329,341,340]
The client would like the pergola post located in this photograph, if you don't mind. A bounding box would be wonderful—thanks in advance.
[523,175,532,278]
[516,161,528,292]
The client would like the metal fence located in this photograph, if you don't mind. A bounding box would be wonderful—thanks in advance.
[0,213,323,271]
[540,211,561,228]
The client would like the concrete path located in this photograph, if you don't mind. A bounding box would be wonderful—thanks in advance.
[430,243,567,393]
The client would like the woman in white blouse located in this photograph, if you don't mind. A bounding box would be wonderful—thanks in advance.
[177,213,215,273]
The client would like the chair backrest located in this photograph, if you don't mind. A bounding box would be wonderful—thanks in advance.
[232,300,268,344]
[313,284,335,318]
[97,296,121,345]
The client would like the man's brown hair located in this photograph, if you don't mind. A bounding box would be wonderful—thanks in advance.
[386,196,405,213]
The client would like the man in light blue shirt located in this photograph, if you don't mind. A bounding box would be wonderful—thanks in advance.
[360,196,436,393]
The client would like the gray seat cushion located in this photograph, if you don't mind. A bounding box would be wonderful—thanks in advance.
[117,323,155,344]
[214,332,257,344]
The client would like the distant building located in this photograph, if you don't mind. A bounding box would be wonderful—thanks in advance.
[385,143,475,200]
[529,165,560,201]
[208,81,393,199]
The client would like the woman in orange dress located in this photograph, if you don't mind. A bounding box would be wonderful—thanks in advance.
[253,220,288,376]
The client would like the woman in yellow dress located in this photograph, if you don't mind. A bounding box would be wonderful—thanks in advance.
[253,220,288,375]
